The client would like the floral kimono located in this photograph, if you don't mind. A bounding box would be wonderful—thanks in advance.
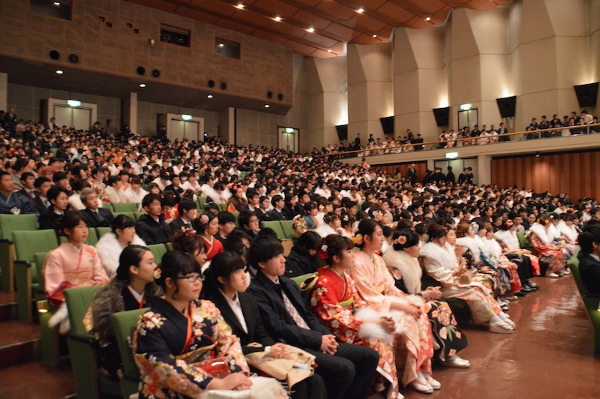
[200,235,224,260]
[133,298,249,398]
[528,223,567,274]
[382,249,468,362]
[351,251,434,387]
[311,267,399,399]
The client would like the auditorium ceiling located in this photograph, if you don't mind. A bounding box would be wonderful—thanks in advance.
[129,0,513,58]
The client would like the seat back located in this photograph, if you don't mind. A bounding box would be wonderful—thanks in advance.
[197,196,207,210]
[64,285,103,337]
[101,202,113,211]
[33,252,49,296]
[133,212,144,221]
[112,308,147,398]
[147,244,168,264]
[13,230,59,283]
[280,220,299,239]
[0,214,39,240]
[112,203,138,214]
[114,211,135,221]
[231,212,240,227]
[568,255,589,297]
[260,221,286,240]
[517,231,532,250]
[96,227,112,238]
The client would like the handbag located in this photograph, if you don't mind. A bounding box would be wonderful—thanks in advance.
[245,345,315,389]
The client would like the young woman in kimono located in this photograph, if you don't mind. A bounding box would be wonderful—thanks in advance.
[527,216,569,277]
[419,223,515,334]
[349,219,440,395]
[198,212,224,261]
[382,230,470,368]
[132,250,285,399]
[44,211,109,333]
[310,234,401,399]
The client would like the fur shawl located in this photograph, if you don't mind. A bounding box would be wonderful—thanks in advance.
[91,277,161,344]
[494,229,520,251]
[456,236,482,264]
[528,223,551,245]
[557,220,578,243]
[95,232,146,277]
[420,241,458,285]
[382,247,422,294]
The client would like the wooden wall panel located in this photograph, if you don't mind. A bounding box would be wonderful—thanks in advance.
[491,150,600,201]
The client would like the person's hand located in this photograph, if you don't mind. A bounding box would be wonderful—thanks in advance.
[266,343,290,359]
[379,316,396,333]
[424,287,442,300]
[404,303,421,320]
[320,334,338,355]
[207,373,252,391]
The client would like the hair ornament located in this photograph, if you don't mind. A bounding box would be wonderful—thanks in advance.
[352,234,364,246]
[396,235,407,245]
[153,267,162,280]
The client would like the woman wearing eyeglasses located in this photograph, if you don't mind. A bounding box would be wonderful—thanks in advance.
[132,250,286,398]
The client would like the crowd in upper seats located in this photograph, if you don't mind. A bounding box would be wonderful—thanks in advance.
[2,108,600,398]
[320,109,600,156]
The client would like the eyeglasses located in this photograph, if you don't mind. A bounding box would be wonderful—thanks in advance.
[175,274,204,283]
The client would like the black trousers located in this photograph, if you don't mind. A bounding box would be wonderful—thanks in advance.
[305,342,379,399]
[290,372,328,399]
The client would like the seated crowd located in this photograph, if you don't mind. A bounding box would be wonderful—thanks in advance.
[2,114,600,398]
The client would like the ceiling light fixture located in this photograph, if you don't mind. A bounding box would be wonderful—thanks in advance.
[207,95,213,98]
[373,34,377,38]
[328,49,332,53]
[357,8,364,13]
[236,3,244,9]
[139,83,146,88]
[265,104,270,108]
[307,27,314,33]
[53,1,60,6]
[219,43,224,47]
[274,16,281,22]
[56,70,63,74]
[425,17,431,21]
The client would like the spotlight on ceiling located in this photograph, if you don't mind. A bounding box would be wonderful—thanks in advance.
[139,83,146,88]
[56,70,63,74]
[425,17,431,21]
[307,27,314,33]
[357,8,364,13]
[236,3,244,9]
[274,16,281,22]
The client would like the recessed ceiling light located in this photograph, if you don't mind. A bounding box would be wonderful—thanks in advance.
[274,16,281,22]
[307,27,314,33]
[357,8,364,13]
[236,3,244,9]
[207,95,213,99]
[53,2,60,6]
[328,49,332,53]
[373,34,377,38]
[265,104,270,108]
[139,83,146,88]
[425,17,431,21]
[219,43,224,47]
[56,70,63,74]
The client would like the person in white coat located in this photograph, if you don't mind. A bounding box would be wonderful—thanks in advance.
[95,214,146,277]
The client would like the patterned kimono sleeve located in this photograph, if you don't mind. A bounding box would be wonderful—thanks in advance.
[422,256,454,286]
[86,246,109,284]
[43,250,67,299]
[133,311,212,397]
[530,233,549,254]
[310,277,362,343]
[205,302,248,374]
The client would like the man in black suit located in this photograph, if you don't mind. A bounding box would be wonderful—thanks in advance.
[256,195,272,222]
[169,198,199,233]
[578,223,600,295]
[3,108,17,136]
[246,237,379,399]
[135,194,171,244]
[32,176,52,215]
[17,172,36,199]
[79,188,114,228]
[268,195,287,221]
[38,186,69,230]
[497,122,510,142]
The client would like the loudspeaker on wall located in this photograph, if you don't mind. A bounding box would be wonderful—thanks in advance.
[432,107,450,127]
[496,96,516,118]
[574,83,599,107]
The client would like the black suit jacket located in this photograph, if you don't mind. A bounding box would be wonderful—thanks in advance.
[169,217,200,233]
[579,253,600,295]
[39,209,62,230]
[135,214,172,244]
[268,209,287,221]
[32,195,49,215]
[209,291,275,354]
[80,207,115,228]
[247,272,331,351]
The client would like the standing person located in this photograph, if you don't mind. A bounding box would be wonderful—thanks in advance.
[407,164,417,185]
[208,252,328,399]
[44,211,109,333]
[383,230,470,368]
[311,235,401,399]
[446,166,456,185]
[246,237,379,399]
[350,219,439,394]
[132,251,286,398]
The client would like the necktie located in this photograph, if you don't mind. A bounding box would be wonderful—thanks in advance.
[278,285,310,330]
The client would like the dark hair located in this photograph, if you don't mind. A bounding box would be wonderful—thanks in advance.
[59,210,88,235]
[34,176,51,189]
[115,245,151,282]
[223,230,252,259]
[271,195,284,207]
[248,237,283,269]
[321,234,353,266]
[255,227,278,241]
[323,212,339,225]
[296,231,322,251]
[237,211,257,229]
[178,198,197,213]
[356,219,382,248]
[47,186,68,202]
[217,211,235,225]
[206,252,246,295]
[171,230,205,255]
[20,171,34,182]
[155,251,201,299]
[579,223,600,255]
[142,193,162,208]
[391,230,420,251]
[426,223,446,240]
[111,214,137,233]
[304,201,318,213]
[107,176,119,187]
